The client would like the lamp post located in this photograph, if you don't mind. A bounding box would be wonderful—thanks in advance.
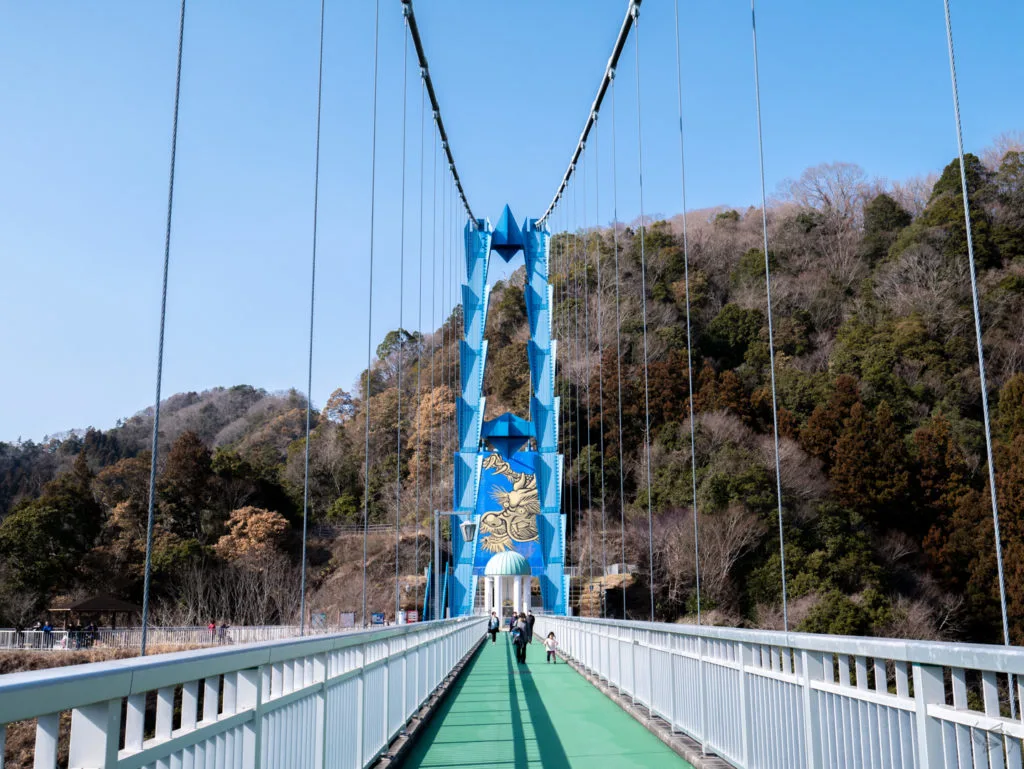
[433,510,477,620]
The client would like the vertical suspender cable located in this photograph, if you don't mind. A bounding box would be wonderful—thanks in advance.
[361,0,381,629]
[632,7,656,622]
[439,170,447,491]
[299,0,327,637]
[428,121,436,614]
[942,0,1012,663]
[567,180,576,579]
[594,114,608,610]
[674,0,707,744]
[673,0,701,625]
[141,0,186,656]
[414,75,426,610]
[583,149,594,587]
[428,122,437,615]
[572,174,583,585]
[394,12,410,621]
[610,73,628,621]
[750,0,789,632]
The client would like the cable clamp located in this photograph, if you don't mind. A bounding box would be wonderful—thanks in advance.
[630,1,640,20]
[609,68,616,81]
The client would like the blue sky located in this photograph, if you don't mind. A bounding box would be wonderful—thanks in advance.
[1,0,1021,443]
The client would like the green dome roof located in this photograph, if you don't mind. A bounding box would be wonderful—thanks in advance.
[484,550,531,576]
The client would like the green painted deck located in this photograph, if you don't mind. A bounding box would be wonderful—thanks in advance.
[399,632,695,769]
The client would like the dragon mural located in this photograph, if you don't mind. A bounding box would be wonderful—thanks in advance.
[478,453,540,553]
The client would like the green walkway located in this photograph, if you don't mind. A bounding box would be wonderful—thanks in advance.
[399,632,694,769]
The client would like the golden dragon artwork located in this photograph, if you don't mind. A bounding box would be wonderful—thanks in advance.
[478,453,540,553]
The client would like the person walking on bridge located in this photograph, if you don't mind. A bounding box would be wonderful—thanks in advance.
[512,613,529,663]
[487,611,500,644]
[526,611,535,643]
[544,632,558,663]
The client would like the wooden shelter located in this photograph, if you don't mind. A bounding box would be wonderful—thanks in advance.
[48,593,142,628]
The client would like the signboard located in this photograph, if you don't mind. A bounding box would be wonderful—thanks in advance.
[310,612,327,630]
[339,612,356,629]
[472,451,544,575]
[371,612,385,626]
[406,610,418,623]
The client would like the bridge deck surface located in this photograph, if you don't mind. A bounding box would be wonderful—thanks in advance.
[399,631,694,769]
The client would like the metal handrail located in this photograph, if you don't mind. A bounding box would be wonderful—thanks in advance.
[538,615,1024,769]
[0,616,487,767]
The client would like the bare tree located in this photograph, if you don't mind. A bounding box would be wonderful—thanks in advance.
[890,174,939,218]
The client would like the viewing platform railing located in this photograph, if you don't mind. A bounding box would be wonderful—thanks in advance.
[537,615,1024,769]
[0,616,486,768]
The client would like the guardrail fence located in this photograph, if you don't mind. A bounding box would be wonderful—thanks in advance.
[0,616,486,768]
[536,616,1024,769]
[0,625,318,652]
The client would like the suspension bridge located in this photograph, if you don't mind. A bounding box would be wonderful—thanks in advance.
[2,0,1022,767]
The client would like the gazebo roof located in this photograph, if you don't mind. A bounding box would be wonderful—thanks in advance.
[49,593,141,613]
[484,550,531,576]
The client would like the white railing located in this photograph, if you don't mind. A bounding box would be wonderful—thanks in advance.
[0,616,486,768]
[0,625,337,651]
[536,616,1024,769]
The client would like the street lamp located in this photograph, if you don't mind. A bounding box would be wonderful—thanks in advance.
[433,510,477,620]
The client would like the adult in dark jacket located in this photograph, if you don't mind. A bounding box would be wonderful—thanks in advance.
[526,611,536,643]
[512,613,529,663]
[487,612,500,644]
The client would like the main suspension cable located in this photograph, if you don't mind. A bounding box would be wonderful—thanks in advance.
[632,7,656,623]
[751,0,789,632]
[400,0,476,224]
[539,0,642,226]
[299,0,327,637]
[141,0,187,656]
[361,0,382,629]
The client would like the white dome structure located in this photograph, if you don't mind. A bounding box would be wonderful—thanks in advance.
[482,550,533,617]
[484,550,531,577]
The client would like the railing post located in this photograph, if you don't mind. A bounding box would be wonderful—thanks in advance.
[668,635,677,733]
[647,632,654,714]
[383,638,391,741]
[698,635,707,750]
[314,653,327,769]
[738,641,753,766]
[801,650,823,769]
[356,646,366,767]
[34,713,59,768]
[67,699,120,768]
[912,663,944,768]
[238,667,261,768]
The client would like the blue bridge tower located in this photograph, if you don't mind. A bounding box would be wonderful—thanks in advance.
[449,206,567,617]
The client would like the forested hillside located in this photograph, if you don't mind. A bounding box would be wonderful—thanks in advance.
[2,139,1023,643]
